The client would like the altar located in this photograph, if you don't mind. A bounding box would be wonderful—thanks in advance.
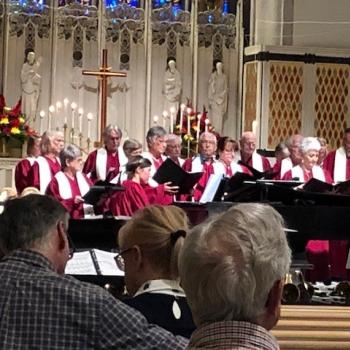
[0,157,20,189]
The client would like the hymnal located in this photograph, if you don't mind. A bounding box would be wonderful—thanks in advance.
[65,249,124,276]
[153,158,203,194]
[83,184,124,205]
[302,178,350,195]
[238,161,278,180]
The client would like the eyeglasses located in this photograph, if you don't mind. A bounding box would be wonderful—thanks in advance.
[114,247,133,271]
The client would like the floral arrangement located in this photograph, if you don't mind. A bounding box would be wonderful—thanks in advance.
[173,100,219,157]
[0,95,37,143]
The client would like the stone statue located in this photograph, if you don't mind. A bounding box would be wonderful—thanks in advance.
[162,57,182,111]
[21,50,41,122]
[208,60,228,133]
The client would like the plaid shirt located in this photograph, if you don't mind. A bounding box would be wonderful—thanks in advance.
[0,250,188,350]
[187,320,279,350]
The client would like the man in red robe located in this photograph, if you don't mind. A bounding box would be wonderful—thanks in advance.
[28,131,64,193]
[238,131,271,172]
[83,125,127,183]
[323,128,350,280]
[15,135,41,194]
[183,132,217,201]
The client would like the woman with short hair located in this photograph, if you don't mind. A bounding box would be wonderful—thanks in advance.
[46,144,93,219]
[117,205,195,338]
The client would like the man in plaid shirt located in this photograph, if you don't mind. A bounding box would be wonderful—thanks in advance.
[0,194,188,350]
[179,203,291,350]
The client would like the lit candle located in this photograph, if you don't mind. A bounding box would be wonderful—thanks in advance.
[196,113,201,141]
[63,98,69,124]
[153,115,159,125]
[48,105,55,130]
[55,101,62,129]
[252,120,258,136]
[71,102,77,129]
[78,107,84,134]
[187,111,191,136]
[179,103,185,133]
[205,118,209,132]
[87,112,93,139]
[162,111,168,128]
[169,106,176,133]
[39,110,45,134]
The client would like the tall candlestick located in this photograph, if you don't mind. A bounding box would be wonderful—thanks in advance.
[48,105,55,130]
[71,102,77,130]
[55,101,62,130]
[162,111,168,129]
[87,112,93,139]
[205,118,209,133]
[63,98,69,125]
[196,114,201,141]
[187,113,191,136]
[39,110,45,135]
[169,106,176,133]
[78,107,84,134]
[179,103,185,133]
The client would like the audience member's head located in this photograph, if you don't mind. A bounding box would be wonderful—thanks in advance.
[0,194,70,274]
[60,144,83,175]
[217,136,238,165]
[27,135,41,158]
[20,187,41,197]
[146,126,167,157]
[317,137,328,165]
[125,155,152,184]
[40,131,64,156]
[299,137,320,171]
[285,134,303,166]
[179,203,291,330]
[342,128,350,158]
[239,131,257,162]
[118,205,188,296]
[199,132,217,159]
[275,141,290,162]
[123,138,143,160]
[103,124,122,153]
[165,134,182,160]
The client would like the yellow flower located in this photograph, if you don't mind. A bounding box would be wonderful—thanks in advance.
[10,127,20,135]
[19,117,25,124]
[0,117,9,125]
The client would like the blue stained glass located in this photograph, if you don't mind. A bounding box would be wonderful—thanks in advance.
[208,14,213,23]
[223,0,229,14]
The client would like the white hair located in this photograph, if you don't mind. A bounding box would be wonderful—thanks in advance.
[60,144,81,169]
[103,124,123,139]
[165,133,182,144]
[40,131,63,154]
[199,132,217,143]
[300,137,321,154]
[179,203,291,326]
[146,126,167,146]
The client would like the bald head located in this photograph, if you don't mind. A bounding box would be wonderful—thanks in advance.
[240,131,257,161]
[199,132,217,159]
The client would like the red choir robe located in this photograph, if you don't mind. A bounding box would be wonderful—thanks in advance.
[283,165,333,281]
[28,156,61,193]
[238,151,271,172]
[83,147,127,183]
[109,180,169,216]
[323,148,350,280]
[213,160,251,177]
[183,156,215,201]
[15,157,36,194]
[46,171,93,219]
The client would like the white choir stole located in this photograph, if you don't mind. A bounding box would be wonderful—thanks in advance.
[95,147,128,181]
[334,147,347,183]
[291,165,325,182]
[55,171,94,217]
[36,156,60,194]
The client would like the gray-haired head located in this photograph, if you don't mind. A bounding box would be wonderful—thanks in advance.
[165,133,182,145]
[59,144,81,170]
[300,137,321,155]
[103,124,123,140]
[123,138,143,158]
[179,203,291,327]
[146,126,167,147]
[40,131,64,155]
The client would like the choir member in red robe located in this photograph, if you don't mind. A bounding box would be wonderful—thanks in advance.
[165,134,185,167]
[283,137,333,282]
[271,141,290,176]
[237,131,271,172]
[183,132,217,201]
[15,135,41,194]
[213,137,251,177]
[46,144,93,219]
[28,131,64,193]
[323,128,350,280]
[83,124,128,183]
[110,156,177,216]
[317,137,328,166]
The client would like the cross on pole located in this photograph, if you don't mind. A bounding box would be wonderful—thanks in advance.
[82,49,127,143]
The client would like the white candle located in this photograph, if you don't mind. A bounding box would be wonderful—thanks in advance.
[196,113,201,141]
[39,110,45,134]
[187,113,191,136]
[153,115,159,125]
[63,98,69,124]
[252,120,258,136]
[71,102,77,129]
[55,101,62,129]
[169,106,176,133]
[48,105,55,130]
[78,107,84,133]
[179,103,185,133]
[205,118,210,133]
[162,111,168,128]
[87,112,93,139]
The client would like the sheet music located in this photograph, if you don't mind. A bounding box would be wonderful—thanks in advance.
[65,251,97,275]
[200,174,223,203]
[93,249,124,276]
